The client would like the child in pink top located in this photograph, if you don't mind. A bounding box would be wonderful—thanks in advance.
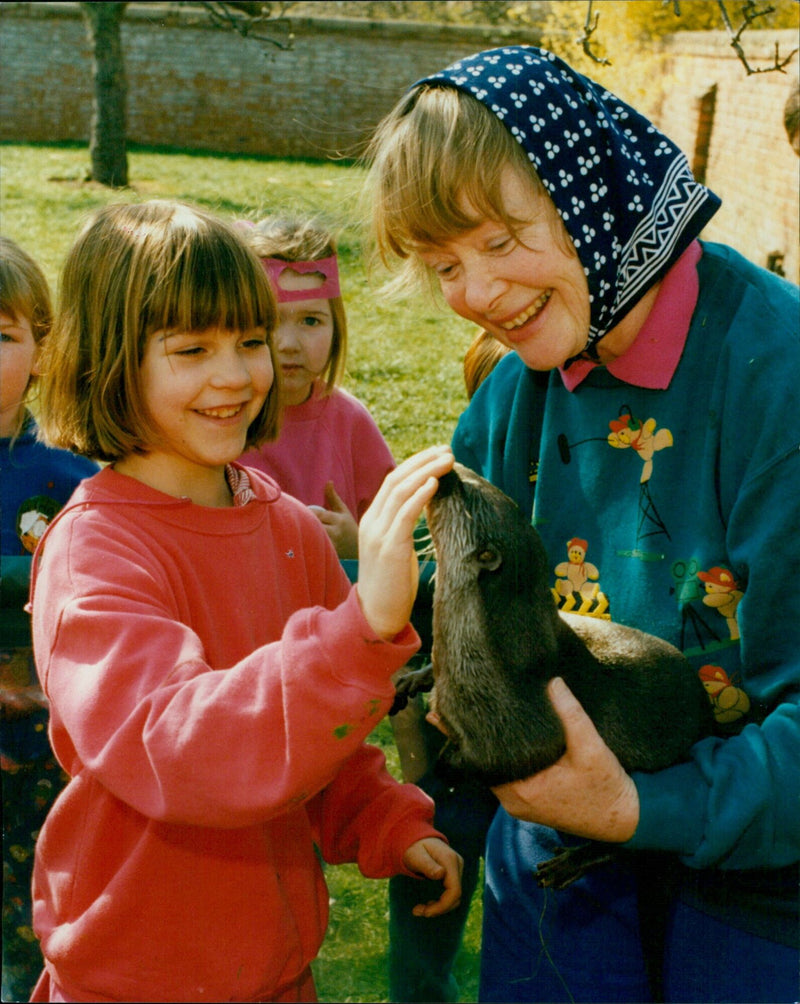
[27,200,461,1003]
[239,216,395,558]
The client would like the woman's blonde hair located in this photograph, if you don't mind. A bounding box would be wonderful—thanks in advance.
[37,200,280,462]
[363,84,548,295]
[0,235,53,437]
[245,215,346,394]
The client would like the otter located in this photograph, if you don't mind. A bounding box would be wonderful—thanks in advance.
[396,463,716,887]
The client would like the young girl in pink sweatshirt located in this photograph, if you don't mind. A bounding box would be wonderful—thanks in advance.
[239,215,395,559]
[27,200,461,1003]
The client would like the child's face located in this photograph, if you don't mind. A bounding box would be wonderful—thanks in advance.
[0,309,39,437]
[416,167,591,371]
[273,270,335,406]
[132,325,273,501]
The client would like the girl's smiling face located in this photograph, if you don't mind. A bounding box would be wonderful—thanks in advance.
[116,325,273,506]
[417,167,591,371]
[271,269,335,406]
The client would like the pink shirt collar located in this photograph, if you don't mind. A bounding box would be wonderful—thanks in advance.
[560,240,702,392]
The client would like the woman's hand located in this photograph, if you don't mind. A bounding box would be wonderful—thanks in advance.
[402,837,463,917]
[357,445,454,640]
[492,677,640,843]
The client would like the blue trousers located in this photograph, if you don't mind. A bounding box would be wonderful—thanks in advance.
[479,808,799,1004]
[388,764,498,1003]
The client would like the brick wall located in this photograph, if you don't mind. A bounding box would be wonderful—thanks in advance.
[658,31,799,283]
[0,3,540,158]
[1,4,797,280]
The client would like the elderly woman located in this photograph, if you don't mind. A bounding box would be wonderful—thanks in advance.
[366,46,799,1004]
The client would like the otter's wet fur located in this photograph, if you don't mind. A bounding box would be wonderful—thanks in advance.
[424,463,715,789]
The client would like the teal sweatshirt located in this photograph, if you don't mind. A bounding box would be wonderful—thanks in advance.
[452,242,799,934]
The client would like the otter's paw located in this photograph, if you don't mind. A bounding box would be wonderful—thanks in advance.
[389,663,435,716]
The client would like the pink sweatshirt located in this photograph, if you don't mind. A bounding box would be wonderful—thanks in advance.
[240,382,395,519]
[28,465,439,1003]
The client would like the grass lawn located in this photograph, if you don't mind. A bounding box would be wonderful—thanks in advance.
[0,142,484,1002]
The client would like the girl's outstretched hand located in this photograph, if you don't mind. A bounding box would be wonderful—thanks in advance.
[357,445,454,640]
[402,837,463,917]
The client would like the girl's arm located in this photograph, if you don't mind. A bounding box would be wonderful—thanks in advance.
[32,449,453,830]
[308,741,464,917]
[36,564,409,828]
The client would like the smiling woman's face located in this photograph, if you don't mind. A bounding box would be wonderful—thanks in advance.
[417,167,591,371]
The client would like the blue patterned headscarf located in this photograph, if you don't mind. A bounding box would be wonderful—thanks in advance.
[416,45,720,349]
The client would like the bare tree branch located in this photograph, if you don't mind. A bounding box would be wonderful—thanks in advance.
[577,0,612,66]
[576,0,797,76]
[716,0,798,74]
[198,1,296,49]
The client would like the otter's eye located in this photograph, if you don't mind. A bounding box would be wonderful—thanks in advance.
[477,548,502,571]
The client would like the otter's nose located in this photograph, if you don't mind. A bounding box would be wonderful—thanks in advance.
[434,468,463,499]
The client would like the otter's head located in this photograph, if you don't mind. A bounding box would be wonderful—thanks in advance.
[426,463,558,685]
[423,463,562,781]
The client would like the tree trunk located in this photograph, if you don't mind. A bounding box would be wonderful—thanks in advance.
[80,2,129,188]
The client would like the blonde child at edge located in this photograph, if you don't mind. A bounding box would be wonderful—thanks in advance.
[26,200,461,1004]
[0,236,98,1002]
[240,216,395,558]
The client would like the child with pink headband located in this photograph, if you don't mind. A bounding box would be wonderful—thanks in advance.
[240,216,395,558]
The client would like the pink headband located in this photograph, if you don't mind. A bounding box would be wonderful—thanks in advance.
[262,255,341,303]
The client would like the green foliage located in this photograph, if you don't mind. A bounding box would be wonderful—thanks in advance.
[577,0,799,41]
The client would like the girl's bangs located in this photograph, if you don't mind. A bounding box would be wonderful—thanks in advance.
[0,251,50,338]
[143,229,273,339]
[0,262,21,312]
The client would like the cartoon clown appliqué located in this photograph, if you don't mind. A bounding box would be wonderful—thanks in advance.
[699,664,751,725]
[552,537,610,618]
[698,565,743,641]
[607,408,673,542]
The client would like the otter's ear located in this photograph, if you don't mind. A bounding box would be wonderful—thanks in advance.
[477,548,502,571]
